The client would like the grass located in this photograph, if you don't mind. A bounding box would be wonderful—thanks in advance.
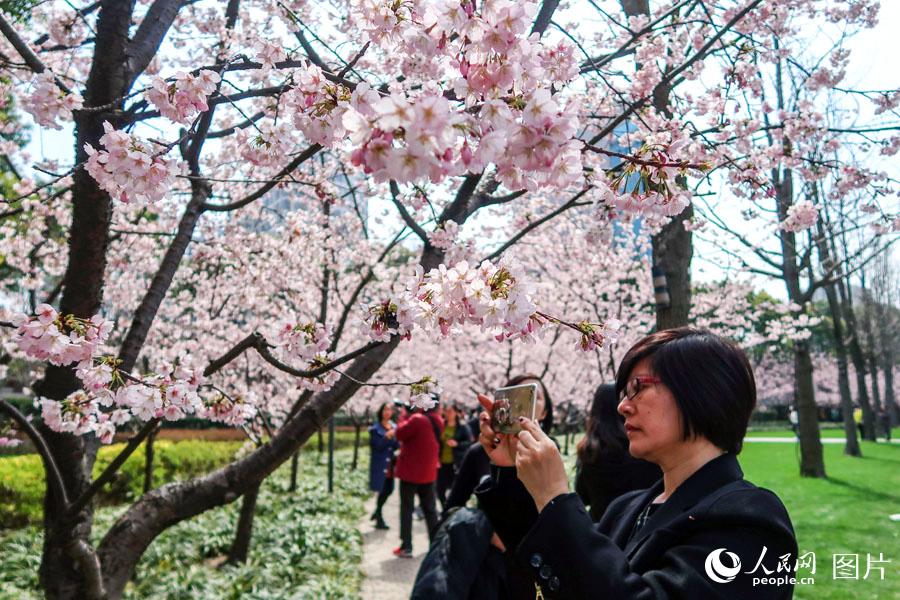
[746,427,900,439]
[738,440,899,600]
[561,437,899,599]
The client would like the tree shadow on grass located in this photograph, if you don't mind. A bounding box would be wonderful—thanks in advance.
[825,477,900,504]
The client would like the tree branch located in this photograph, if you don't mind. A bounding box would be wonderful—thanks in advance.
[67,419,160,516]
[388,180,430,244]
[0,399,70,510]
[127,0,186,85]
[483,188,591,262]
[201,143,323,211]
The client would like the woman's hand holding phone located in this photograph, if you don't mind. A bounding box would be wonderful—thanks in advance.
[477,394,517,467]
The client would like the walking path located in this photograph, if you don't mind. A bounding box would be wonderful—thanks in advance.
[359,488,428,600]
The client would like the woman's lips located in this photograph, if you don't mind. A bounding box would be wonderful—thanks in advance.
[624,423,640,434]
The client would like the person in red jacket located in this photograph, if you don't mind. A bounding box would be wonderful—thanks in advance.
[393,398,444,558]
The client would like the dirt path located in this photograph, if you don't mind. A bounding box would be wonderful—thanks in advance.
[359,487,430,600]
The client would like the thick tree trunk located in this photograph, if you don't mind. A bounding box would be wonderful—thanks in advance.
[225,483,261,565]
[33,1,138,596]
[795,342,825,477]
[773,139,824,475]
[815,226,860,456]
[874,300,898,427]
[836,279,877,440]
[619,0,693,331]
[652,206,694,330]
[823,285,861,457]
[860,290,883,417]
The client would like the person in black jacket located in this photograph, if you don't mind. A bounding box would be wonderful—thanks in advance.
[436,403,475,511]
[475,328,798,599]
[575,383,662,521]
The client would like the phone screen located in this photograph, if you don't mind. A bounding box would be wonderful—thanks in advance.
[491,383,538,434]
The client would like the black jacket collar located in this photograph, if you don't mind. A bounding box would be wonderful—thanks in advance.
[624,453,743,556]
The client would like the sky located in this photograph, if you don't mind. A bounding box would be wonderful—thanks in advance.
[21,1,900,303]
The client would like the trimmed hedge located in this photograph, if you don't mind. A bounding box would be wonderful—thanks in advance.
[0,440,243,529]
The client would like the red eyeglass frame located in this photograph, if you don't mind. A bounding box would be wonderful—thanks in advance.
[621,375,662,401]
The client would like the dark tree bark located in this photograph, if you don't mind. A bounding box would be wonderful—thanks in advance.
[288,451,300,492]
[225,483,261,565]
[652,206,694,330]
[859,287,883,419]
[143,429,156,494]
[836,277,877,441]
[776,177,823,476]
[619,0,693,331]
[793,341,824,476]
[815,223,860,456]
[33,2,136,597]
[822,286,861,457]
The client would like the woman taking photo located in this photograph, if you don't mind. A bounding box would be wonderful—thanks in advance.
[475,328,798,599]
[368,401,399,530]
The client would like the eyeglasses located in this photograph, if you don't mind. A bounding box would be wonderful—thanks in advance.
[621,375,662,402]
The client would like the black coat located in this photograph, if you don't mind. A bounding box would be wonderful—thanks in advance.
[476,454,797,599]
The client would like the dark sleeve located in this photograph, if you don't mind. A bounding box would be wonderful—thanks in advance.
[369,426,391,453]
[474,464,539,552]
[445,444,486,510]
[516,491,797,600]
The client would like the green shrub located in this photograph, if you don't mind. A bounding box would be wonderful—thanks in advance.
[0,440,242,529]
[0,450,368,599]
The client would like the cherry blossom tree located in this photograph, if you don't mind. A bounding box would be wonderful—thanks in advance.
[685,1,898,475]
[0,1,881,597]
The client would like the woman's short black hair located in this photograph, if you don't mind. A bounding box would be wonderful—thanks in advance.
[615,327,756,454]
[505,374,554,432]
[375,402,390,422]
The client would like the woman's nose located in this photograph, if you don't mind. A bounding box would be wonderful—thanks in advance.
[618,398,633,416]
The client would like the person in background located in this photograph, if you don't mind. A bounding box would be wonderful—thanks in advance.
[467,408,482,445]
[436,403,474,512]
[393,398,444,558]
[853,405,863,439]
[788,406,799,436]
[368,401,399,530]
[575,384,662,522]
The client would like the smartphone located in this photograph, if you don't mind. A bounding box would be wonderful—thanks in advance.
[490,383,538,435]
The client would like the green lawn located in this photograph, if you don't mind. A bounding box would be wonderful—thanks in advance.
[746,427,900,439]
[738,441,899,599]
